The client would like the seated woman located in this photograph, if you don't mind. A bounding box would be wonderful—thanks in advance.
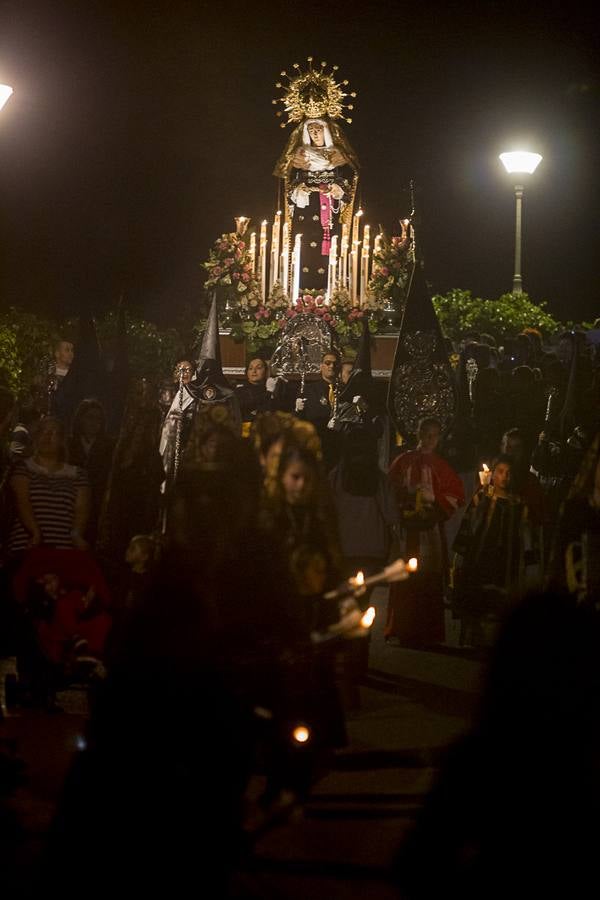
[7,417,90,556]
[235,357,273,434]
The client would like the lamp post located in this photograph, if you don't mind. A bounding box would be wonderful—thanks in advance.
[499,150,542,294]
[0,84,13,112]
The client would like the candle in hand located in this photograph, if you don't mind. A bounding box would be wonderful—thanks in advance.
[479,463,491,486]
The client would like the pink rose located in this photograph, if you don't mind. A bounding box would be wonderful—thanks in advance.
[238,241,245,250]
[242,273,250,283]
[219,242,228,250]
[380,266,390,277]
[323,313,332,323]
[213,266,222,276]
[232,272,240,280]
[255,313,261,320]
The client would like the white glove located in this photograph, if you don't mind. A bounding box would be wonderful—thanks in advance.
[265,377,277,393]
[352,395,361,404]
[295,397,306,413]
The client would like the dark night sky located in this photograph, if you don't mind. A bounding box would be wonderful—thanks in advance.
[0,0,598,326]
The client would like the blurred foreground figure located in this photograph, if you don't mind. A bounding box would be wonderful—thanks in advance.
[43,420,307,898]
[395,590,600,898]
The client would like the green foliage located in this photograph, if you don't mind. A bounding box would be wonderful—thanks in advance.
[0,307,56,397]
[432,290,561,343]
[95,311,185,381]
[0,325,21,393]
[0,306,185,399]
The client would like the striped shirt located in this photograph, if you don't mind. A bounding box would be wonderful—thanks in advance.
[8,458,89,553]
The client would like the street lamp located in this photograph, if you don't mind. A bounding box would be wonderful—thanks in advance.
[0,84,13,112]
[499,150,542,294]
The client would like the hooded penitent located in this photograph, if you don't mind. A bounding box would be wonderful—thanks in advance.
[334,317,379,435]
[188,294,234,403]
[387,260,456,442]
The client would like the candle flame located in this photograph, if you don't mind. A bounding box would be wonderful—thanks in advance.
[482,463,489,472]
[408,558,418,572]
[360,606,376,628]
[292,725,311,744]
[355,570,365,586]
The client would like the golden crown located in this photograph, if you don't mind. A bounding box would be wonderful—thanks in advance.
[272,58,356,127]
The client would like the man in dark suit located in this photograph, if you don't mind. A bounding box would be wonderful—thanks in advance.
[295,350,340,469]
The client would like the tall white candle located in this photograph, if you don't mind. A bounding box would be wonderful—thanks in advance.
[360,225,371,306]
[351,244,359,306]
[249,232,256,274]
[341,223,350,290]
[352,208,363,249]
[281,222,289,297]
[270,210,282,290]
[259,220,268,302]
[292,233,302,302]
[326,234,338,301]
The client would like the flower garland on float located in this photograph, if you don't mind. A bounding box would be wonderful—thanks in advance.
[201,226,411,353]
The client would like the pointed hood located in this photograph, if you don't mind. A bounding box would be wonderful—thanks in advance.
[337,316,373,405]
[189,294,233,401]
[387,260,456,441]
[558,332,581,441]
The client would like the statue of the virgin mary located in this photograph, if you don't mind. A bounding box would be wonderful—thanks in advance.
[272,61,360,292]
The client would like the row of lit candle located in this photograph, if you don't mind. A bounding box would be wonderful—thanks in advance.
[236,208,380,305]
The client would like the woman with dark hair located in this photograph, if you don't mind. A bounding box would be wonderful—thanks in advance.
[263,438,342,606]
[235,356,273,433]
[8,417,90,555]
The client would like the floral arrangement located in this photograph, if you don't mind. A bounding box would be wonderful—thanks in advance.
[368,230,412,312]
[203,232,262,307]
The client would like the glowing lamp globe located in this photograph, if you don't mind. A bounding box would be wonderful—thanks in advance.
[0,84,13,112]
[499,151,543,175]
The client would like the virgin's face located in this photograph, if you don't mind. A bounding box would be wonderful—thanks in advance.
[247,359,267,384]
[307,122,325,147]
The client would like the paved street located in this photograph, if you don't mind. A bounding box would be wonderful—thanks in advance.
[1,587,485,898]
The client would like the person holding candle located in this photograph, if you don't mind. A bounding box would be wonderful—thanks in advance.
[450,454,530,648]
[274,118,358,293]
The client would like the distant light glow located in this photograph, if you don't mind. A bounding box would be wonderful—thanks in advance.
[292,725,311,744]
[0,84,13,112]
[360,606,376,628]
[408,557,418,572]
[499,151,543,175]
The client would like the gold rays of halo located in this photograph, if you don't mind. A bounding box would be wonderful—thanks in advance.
[271,57,357,127]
